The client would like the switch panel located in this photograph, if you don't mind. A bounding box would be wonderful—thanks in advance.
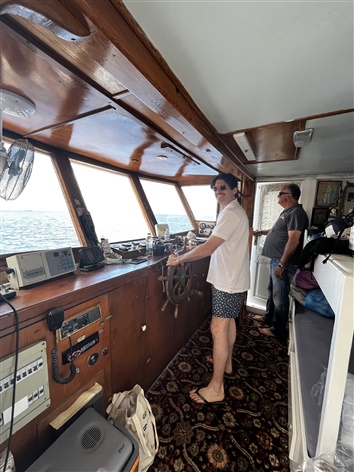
[0,341,50,443]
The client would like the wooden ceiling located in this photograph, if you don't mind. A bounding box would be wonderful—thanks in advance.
[1,0,351,186]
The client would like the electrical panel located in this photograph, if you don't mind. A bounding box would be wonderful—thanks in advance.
[0,341,50,443]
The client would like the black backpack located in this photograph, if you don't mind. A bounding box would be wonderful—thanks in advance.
[299,209,354,270]
[299,237,351,270]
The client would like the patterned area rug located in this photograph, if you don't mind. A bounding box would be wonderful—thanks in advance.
[147,313,289,472]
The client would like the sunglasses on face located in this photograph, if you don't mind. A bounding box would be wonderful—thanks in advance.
[278,192,292,197]
[212,185,228,192]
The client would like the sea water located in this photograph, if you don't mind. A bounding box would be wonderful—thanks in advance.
[0,211,194,254]
[0,211,80,254]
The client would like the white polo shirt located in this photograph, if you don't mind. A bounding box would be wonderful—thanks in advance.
[206,199,250,293]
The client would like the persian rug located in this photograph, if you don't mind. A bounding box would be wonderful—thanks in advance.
[147,313,289,472]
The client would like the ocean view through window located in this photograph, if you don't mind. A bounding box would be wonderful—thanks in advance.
[140,179,193,233]
[0,145,217,255]
[0,146,80,254]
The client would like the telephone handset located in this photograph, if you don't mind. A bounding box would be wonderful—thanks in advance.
[80,210,99,246]
[47,308,76,384]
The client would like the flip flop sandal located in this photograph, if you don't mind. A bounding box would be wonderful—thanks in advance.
[190,388,225,407]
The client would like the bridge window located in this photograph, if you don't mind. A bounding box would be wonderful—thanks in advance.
[182,185,217,221]
[140,179,192,233]
[0,145,80,255]
[71,161,150,242]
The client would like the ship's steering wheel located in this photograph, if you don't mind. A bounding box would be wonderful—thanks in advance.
[159,243,193,317]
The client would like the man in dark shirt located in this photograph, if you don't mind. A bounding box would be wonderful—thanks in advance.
[253,183,309,341]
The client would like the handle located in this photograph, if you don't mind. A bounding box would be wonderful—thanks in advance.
[169,237,187,255]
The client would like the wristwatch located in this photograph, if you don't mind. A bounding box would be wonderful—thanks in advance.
[277,263,285,269]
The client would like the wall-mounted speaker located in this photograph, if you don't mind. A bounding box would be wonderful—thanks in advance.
[293,129,314,147]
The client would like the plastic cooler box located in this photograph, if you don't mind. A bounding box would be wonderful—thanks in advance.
[26,408,139,472]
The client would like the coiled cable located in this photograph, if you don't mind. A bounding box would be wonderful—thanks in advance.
[51,332,76,384]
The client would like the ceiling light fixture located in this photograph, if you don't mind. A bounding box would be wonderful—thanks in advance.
[159,142,200,166]
[157,154,168,160]
[0,89,36,118]
[293,129,314,147]
[232,132,257,161]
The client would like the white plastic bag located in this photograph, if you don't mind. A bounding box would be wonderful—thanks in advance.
[106,384,159,472]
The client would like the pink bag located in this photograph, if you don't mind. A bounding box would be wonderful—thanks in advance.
[293,269,319,291]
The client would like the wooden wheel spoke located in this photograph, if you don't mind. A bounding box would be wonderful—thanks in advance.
[161,261,194,309]
[173,281,180,292]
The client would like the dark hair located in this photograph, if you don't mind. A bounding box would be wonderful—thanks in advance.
[286,183,301,201]
[210,173,240,190]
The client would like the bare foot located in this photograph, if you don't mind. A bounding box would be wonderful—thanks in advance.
[258,327,275,337]
[190,386,224,404]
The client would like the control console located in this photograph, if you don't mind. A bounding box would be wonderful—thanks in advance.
[6,248,76,289]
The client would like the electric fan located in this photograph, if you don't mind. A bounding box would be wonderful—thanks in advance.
[0,139,35,200]
[0,90,35,201]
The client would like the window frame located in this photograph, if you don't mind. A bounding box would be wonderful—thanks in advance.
[0,138,214,264]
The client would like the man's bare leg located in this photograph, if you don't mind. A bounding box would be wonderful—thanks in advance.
[225,318,236,374]
[205,318,236,375]
[190,316,231,403]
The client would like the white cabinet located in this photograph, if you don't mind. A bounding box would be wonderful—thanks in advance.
[289,254,354,469]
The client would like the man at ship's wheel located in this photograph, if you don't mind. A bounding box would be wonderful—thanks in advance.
[167,173,250,406]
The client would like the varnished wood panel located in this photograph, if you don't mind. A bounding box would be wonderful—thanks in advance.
[48,296,111,405]
[222,121,302,165]
[0,23,110,134]
[146,263,176,385]
[0,2,247,181]
[0,296,111,409]
[28,108,214,178]
[175,258,212,348]
[120,94,224,169]
[0,263,151,323]
[1,0,350,184]
[0,294,111,470]
[146,258,211,387]
[0,255,212,469]
[249,122,301,162]
[109,277,148,392]
[242,177,256,224]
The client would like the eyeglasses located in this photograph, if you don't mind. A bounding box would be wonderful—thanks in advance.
[278,192,292,197]
[212,185,228,192]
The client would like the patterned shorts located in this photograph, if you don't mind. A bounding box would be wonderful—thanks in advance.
[211,286,246,319]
